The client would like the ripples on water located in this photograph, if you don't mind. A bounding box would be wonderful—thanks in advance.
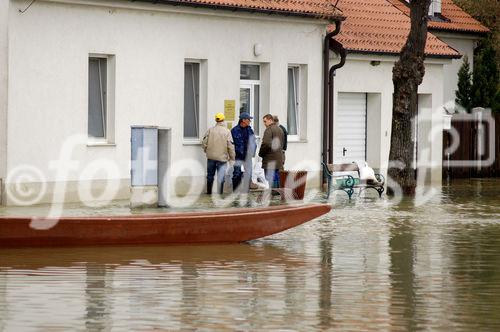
[0,179,499,331]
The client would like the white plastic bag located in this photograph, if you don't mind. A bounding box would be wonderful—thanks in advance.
[251,158,269,189]
[358,161,377,181]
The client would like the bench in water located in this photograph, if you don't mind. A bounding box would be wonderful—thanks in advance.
[322,162,385,199]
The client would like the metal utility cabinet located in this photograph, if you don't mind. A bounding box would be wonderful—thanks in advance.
[130,126,170,208]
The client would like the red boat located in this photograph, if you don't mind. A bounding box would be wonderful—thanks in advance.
[0,204,331,247]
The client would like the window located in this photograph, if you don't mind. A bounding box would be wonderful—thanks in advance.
[428,0,441,16]
[184,62,200,139]
[287,66,300,137]
[240,64,261,134]
[88,57,107,139]
[88,55,114,143]
[405,0,442,17]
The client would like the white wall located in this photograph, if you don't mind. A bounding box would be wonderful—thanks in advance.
[433,32,479,108]
[0,1,8,203]
[332,54,449,184]
[5,0,326,205]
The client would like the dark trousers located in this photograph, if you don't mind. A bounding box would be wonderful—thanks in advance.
[207,159,227,195]
[232,159,252,193]
[264,169,280,189]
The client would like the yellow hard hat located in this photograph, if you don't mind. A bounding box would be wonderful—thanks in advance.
[215,113,225,122]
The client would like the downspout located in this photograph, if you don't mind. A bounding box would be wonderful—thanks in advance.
[328,39,347,163]
[323,21,342,167]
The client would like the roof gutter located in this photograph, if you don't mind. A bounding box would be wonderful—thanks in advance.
[327,39,347,164]
[322,21,341,167]
[345,49,462,60]
[322,21,346,167]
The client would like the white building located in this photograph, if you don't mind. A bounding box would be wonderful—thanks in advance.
[387,0,490,107]
[0,0,343,205]
[0,0,487,206]
[330,0,487,184]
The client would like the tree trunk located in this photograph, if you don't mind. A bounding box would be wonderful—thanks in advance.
[387,0,431,196]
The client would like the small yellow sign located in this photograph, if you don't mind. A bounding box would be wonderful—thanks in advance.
[224,100,236,121]
[227,122,233,130]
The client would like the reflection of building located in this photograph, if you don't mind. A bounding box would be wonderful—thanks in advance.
[0,244,312,329]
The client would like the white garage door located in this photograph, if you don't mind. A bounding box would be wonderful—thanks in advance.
[334,92,367,163]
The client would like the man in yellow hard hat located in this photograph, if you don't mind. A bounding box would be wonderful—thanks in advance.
[201,113,235,195]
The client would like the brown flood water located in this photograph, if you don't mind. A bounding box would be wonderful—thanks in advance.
[0,179,499,331]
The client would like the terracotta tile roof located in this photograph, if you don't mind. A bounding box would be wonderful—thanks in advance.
[386,0,490,34]
[335,0,461,58]
[136,0,344,20]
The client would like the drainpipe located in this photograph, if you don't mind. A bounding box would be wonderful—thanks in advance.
[328,39,347,163]
[323,21,342,167]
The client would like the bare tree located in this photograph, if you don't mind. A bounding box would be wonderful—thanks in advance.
[387,0,431,195]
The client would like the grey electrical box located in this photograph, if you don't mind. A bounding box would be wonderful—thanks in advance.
[131,126,158,187]
[130,126,171,208]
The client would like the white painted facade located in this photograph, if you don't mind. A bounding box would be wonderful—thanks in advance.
[1,0,327,205]
[0,1,8,203]
[0,0,467,206]
[332,54,451,184]
[432,31,482,109]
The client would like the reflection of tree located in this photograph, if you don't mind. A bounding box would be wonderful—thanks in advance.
[449,225,500,327]
[85,263,111,332]
[389,221,416,330]
[318,235,333,329]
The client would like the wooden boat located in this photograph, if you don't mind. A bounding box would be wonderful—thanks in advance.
[0,204,331,247]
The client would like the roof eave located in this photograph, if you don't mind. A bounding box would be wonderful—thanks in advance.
[429,27,490,36]
[345,49,462,60]
[132,0,345,21]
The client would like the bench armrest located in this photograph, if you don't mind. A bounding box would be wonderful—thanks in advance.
[332,174,356,189]
[375,173,385,185]
[321,162,333,177]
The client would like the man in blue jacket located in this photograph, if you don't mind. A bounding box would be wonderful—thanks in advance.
[231,112,257,193]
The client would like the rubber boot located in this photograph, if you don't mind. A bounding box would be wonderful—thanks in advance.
[207,180,213,195]
[232,178,241,192]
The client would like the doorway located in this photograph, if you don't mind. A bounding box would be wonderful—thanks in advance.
[240,64,261,134]
[334,92,367,163]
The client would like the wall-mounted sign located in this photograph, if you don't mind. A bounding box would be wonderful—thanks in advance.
[227,122,233,130]
[224,100,236,121]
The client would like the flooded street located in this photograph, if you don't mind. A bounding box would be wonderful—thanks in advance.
[0,179,499,331]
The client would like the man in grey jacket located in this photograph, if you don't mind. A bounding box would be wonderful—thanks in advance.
[258,114,284,188]
[202,113,236,195]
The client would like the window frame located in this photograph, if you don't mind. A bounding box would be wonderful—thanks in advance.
[239,63,261,135]
[183,60,201,141]
[88,54,115,145]
[287,65,301,140]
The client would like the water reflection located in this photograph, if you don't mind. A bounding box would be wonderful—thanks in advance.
[318,232,333,329]
[85,263,110,332]
[0,271,6,331]
[389,218,417,330]
[449,224,500,328]
[0,179,499,330]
